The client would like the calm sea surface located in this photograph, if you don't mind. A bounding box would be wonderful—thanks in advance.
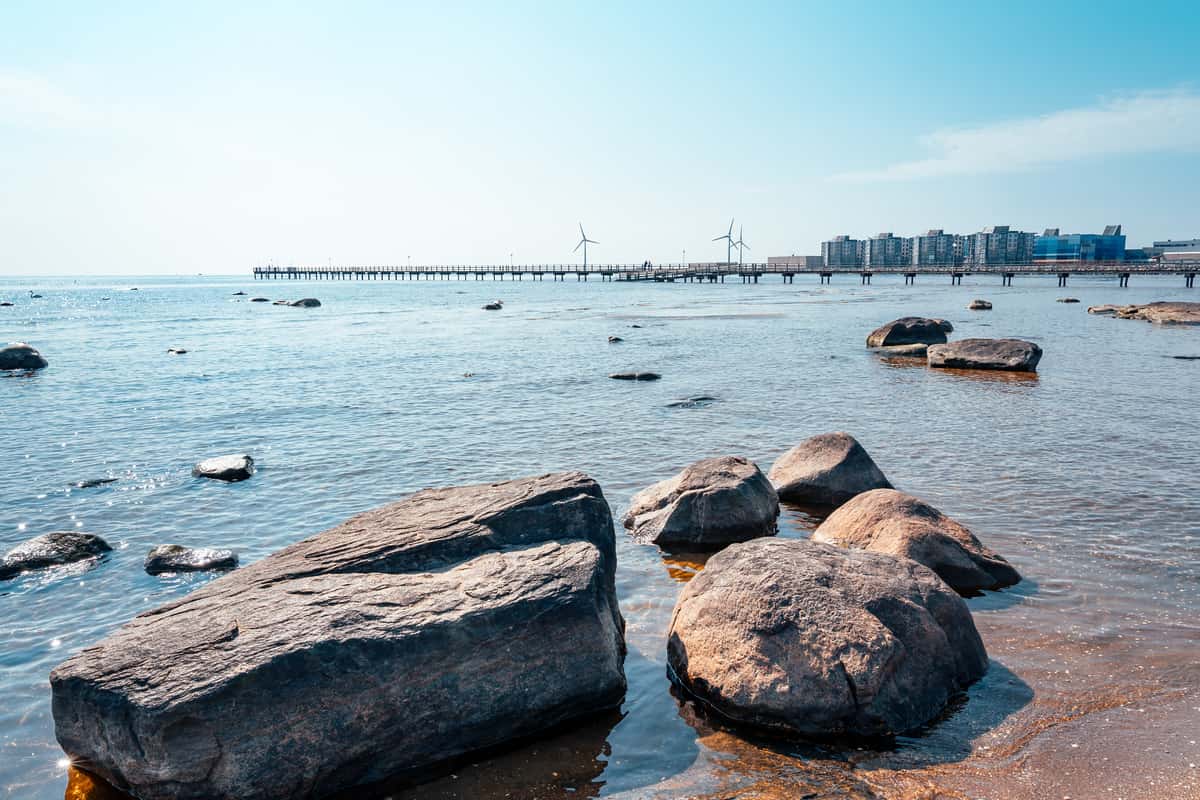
[2,274,1198,800]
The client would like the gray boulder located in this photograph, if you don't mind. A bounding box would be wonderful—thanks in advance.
[934,318,954,332]
[0,532,111,580]
[623,456,779,550]
[967,299,992,310]
[289,298,321,308]
[50,472,626,800]
[667,538,988,738]
[0,342,48,371]
[866,318,948,348]
[192,454,254,482]
[927,338,1042,372]
[483,302,503,310]
[812,489,1020,593]
[767,432,892,506]
[610,371,661,381]
[145,545,239,575]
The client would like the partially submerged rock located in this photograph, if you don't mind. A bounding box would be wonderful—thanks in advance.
[192,454,254,482]
[968,299,993,310]
[610,371,661,381]
[144,545,238,575]
[0,301,13,307]
[166,348,188,355]
[666,395,717,409]
[0,532,111,580]
[875,343,928,357]
[767,432,892,506]
[250,297,270,303]
[1089,302,1200,325]
[608,336,624,343]
[289,298,321,308]
[1057,298,1080,303]
[866,318,948,348]
[232,291,247,296]
[623,456,779,550]
[667,538,988,738]
[272,299,290,306]
[0,342,48,371]
[928,338,1042,372]
[483,302,503,310]
[75,478,117,489]
[812,489,1020,593]
[51,472,626,800]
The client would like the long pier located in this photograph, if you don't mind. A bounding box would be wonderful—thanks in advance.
[253,262,1200,288]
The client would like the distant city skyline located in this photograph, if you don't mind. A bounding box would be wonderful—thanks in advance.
[2,1,1199,275]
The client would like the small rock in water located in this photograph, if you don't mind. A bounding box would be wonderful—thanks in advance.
[167,347,188,355]
[866,317,948,348]
[967,299,993,310]
[928,338,1041,372]
[289,298,321,308]
[609,371,661,381]
[250,297,270,303]
[0,301,13,307]
[608,336,624,343]
[875,343,928,357]
[768,432,892,507]
[232,291,247,296]
[483,301,503,310]
[75,478,118,489]
[0,342,49,371]
[624,455,779,550]
[145,545,238,575]
[666,396,717,408]
[1172,355,1200,361]
[1057,297,1080,303]
[0,532,112,581]
[272,299,291,306]
[192,454,255,482]
[630,324,644,328]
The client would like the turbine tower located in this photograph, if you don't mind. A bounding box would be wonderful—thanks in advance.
[574,223,598,268]
[735,225,750,266]
[713,219,735,265]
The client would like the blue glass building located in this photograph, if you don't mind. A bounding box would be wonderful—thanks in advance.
[1034,225,1126,263]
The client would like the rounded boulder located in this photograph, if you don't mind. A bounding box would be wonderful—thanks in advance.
[767,432,892,506]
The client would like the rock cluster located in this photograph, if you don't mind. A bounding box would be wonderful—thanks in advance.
[1087,301,1200,325]
[51,472,626,800]
[623,456,779,550]
[927,338,1042,372]
[767,432,892,506]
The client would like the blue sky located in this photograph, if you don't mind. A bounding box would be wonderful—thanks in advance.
[2,0,1198,274]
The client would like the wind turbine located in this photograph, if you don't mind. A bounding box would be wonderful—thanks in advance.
[713,219,735,265]
[735,225,750,266]
[574,223,598,268]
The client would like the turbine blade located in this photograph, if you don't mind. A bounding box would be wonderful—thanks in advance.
[579,223,586,237]
[574,241,583,252]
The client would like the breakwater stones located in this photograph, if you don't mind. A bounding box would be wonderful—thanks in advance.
[0,342,48,371]
[1088,301,1200,325]
[768,432,892,506]
[0,532,111,581]
[866,318,948,348]
[666,537,988,738]
[50,472,627,800]
[610,371,661,381]
[812,488,1020,593]
[927,338,1042,372]
[192,454,255,482]
[144,545,238,575]
[623,456,779,550]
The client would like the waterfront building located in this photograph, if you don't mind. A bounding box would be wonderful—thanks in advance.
[962,225,1035,267]
[1033,225,1126,263]
[911,229,960,266]
[767,255,823,269]
[863,233,908,267]
[821,235,864,267]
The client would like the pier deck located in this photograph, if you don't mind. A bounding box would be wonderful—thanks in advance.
[253,262,1200,288]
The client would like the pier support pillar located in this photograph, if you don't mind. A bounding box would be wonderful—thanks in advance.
[904,273,916,285]
[1058,273,1069,287]
[1119,273,1130,288]
[1187,273,1196,288]
[951,273,963,285]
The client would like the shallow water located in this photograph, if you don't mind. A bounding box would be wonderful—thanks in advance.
[2,274,1198,800]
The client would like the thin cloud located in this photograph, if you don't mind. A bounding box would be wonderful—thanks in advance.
[0,73,94,127]
[831,89,1200,183]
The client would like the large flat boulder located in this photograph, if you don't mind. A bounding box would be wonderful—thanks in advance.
[623,456,779,550]
[1088,301,1200,325]
[866,318,949,348]
[667,538,988,738]
[767,432,892,506]
[192,454,254,482]
[0,532,111,580]
[144,545,238,575]
[51,472,627,800]
[812,489,1020,593]
[927,338,1042,372]
[0,342,48,371]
